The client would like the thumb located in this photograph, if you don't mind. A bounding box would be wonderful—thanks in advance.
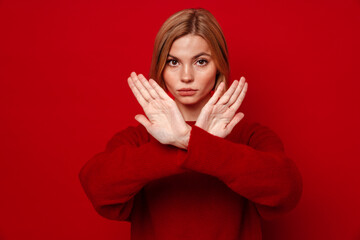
[135,114,151,129]
[225,112,245,134]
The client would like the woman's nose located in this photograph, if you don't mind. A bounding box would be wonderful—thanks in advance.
[181,65,194,83]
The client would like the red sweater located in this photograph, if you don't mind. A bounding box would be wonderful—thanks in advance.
[79,119,302,240]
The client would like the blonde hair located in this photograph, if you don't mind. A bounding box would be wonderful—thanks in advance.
[149,8,230,90]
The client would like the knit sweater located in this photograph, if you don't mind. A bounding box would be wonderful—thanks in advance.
[79,119,302,240]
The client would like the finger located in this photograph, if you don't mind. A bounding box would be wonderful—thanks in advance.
[131,72,152,102]
[138,74,160,99]
[228,77,246,106]
[207,81,225,105]
[217,80,238,105]
[134,114,151,129]
[128,77,147,107]
[149,79,172,100]
[230,82,248,111]
[225,112,245,134]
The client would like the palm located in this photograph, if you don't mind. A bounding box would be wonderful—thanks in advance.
[127,72,191,149]
[196,78,248,138]
[143,100,186,144]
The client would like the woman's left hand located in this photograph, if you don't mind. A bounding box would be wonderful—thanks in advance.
[195,77,248,138]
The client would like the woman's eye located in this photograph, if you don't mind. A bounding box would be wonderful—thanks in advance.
[167,59,178,66]
[196,59,208,66]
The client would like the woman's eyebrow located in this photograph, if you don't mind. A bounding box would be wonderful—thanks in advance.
[167,54,178,59]
[192,52,211,59]
[167,52,211,59]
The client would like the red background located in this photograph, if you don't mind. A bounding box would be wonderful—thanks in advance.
[1,0,359,239]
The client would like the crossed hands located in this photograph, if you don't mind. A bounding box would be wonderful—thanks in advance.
[127,72,248,150]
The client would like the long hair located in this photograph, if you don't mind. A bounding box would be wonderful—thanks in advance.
[149,8,230,90]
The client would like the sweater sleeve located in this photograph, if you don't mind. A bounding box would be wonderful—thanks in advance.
[79,125,186,221]
[181,122,302,220]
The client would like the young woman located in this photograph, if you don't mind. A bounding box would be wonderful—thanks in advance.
[79,8,302,240]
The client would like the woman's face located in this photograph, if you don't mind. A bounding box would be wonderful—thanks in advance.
[163,34,217,110]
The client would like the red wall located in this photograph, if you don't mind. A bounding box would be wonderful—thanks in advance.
[1,0,359,239]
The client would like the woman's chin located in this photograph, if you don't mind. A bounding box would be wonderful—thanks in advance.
[175,97,196,105]
[175,94,211,107]
[176,97,207,108]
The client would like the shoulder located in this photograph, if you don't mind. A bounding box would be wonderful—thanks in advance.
[105,124,150,152]
[226,117,285,152]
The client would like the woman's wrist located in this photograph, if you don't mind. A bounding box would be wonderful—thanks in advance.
[173,125,192,150]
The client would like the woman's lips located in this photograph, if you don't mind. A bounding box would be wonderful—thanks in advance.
[177,88,198,96]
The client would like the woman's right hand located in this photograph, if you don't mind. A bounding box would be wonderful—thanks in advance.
[127,72,191,150]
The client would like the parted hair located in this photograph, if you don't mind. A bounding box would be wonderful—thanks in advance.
[149,8,230,90]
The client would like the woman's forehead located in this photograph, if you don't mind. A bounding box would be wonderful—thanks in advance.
[169,35,211,58]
